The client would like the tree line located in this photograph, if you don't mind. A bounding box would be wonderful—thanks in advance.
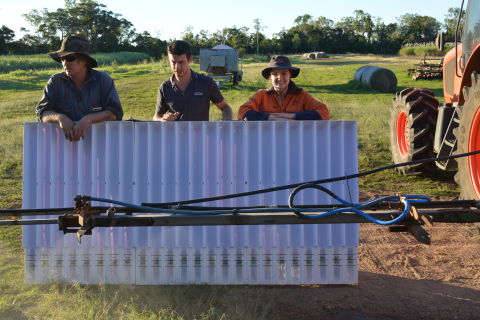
[0,0,167,57]
[0,0,464,57]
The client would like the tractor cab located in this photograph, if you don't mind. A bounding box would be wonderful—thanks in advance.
[390,0,480,200]
[443,0,480,104]
[461,0,480,66]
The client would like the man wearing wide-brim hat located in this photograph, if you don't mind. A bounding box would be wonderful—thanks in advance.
[36,36,123,141]
[237,55,329,121]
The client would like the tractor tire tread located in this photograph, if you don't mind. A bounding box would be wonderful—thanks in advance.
[455,72,480,199]
[390,88,439,175]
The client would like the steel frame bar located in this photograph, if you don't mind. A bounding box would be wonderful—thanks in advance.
[3,198,480,244]
[1,208,479,227]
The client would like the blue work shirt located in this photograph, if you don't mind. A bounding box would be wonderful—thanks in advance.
[36,69,123,121]
[155,70,224,121]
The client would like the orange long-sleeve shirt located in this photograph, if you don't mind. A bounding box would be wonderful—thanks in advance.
[237,82,330,120]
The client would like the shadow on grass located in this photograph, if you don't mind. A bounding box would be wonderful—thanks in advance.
[292,60,390,66]
[422,169,456,182]
[28,271,480,319]
[262,272,480,319]
[303,80,388,95]
[0,307,29,320]
[397,86,444,98]
[298,83,443,97]
[30,283,270,319]
[224,80,396,97]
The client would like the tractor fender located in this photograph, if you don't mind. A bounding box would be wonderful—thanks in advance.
[443,45,461,103]
[459,44,480,104]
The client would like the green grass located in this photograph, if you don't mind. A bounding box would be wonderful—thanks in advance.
[239,54,271,64]
[0,52,151,74]
[0,53,462,319]
[398,45,454,57]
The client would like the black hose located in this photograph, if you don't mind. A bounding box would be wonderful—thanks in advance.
[141,149,480,207]
[288,183,344,217]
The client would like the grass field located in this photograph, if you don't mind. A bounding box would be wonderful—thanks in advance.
[0,53,465,319]
[0,52,150,74]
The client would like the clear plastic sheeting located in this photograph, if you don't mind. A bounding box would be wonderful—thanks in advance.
[22,121,359,285]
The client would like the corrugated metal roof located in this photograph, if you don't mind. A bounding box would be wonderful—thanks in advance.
[23,121,359,284]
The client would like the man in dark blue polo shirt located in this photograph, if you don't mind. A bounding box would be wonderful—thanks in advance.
[153,40,233,121]
[36,36,123,141]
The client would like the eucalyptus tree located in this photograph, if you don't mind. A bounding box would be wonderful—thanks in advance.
[0,25,15,54]
[398,13,441,44]
[443,7,465,41]
[22,0,136,52]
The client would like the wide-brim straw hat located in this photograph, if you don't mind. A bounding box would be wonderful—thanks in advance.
[48,36,98,68]
[261,55,300,79]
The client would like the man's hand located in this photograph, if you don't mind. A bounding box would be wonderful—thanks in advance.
[215,101,233,121]
[72,116,92,141]
[160,112,180,121]
[268,113,295,121]
[57,114,75,141]
[41,110,116,142]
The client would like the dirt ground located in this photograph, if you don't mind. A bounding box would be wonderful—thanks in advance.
[267,223,480,320]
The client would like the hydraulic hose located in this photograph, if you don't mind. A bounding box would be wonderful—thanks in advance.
[287,183,430,225]
[89,189,431,226]
[143,149,480,207]
[82,150,480,225]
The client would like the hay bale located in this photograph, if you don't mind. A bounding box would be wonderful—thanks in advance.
[308,53,316,59]
[316,52,329,59]
[354,65,397,93]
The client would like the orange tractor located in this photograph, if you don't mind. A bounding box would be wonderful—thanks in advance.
[390,0,480,199]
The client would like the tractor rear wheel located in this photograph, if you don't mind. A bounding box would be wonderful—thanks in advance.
[390,88,439,174]
[454,72,480,199]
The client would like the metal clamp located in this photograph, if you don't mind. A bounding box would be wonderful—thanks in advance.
[388,203,432,244]
[57,195,94,243]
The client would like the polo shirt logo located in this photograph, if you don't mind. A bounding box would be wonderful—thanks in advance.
[194,91,204,96]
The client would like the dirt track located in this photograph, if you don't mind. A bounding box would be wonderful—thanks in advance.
[268,224,480,320]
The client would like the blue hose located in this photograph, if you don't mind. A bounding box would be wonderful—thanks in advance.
[295,195,429,225]
[287,183,430,225]
[88,190,430,226]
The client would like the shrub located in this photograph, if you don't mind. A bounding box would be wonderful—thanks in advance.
[398,45,454,57]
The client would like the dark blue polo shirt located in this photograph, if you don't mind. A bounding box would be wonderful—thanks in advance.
[155,70,224,121]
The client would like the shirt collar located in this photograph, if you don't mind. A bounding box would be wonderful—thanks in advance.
[59,69,96,85]
[169,69,197,84]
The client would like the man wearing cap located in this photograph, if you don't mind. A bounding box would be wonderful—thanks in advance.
[36,36,123,141]
[237,55,329,121]
[153,40,233,121]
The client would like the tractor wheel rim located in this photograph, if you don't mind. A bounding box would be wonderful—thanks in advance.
[396,111,409,156]
[469,105,480,198]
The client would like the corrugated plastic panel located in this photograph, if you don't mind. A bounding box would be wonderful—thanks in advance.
[23,121,359,285]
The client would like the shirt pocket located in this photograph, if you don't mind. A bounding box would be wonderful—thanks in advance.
[190,94,210,120]
[194,93,209,106]
[59,91,76,115]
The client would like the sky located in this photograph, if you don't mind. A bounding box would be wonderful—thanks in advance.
[1,0,459,40]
